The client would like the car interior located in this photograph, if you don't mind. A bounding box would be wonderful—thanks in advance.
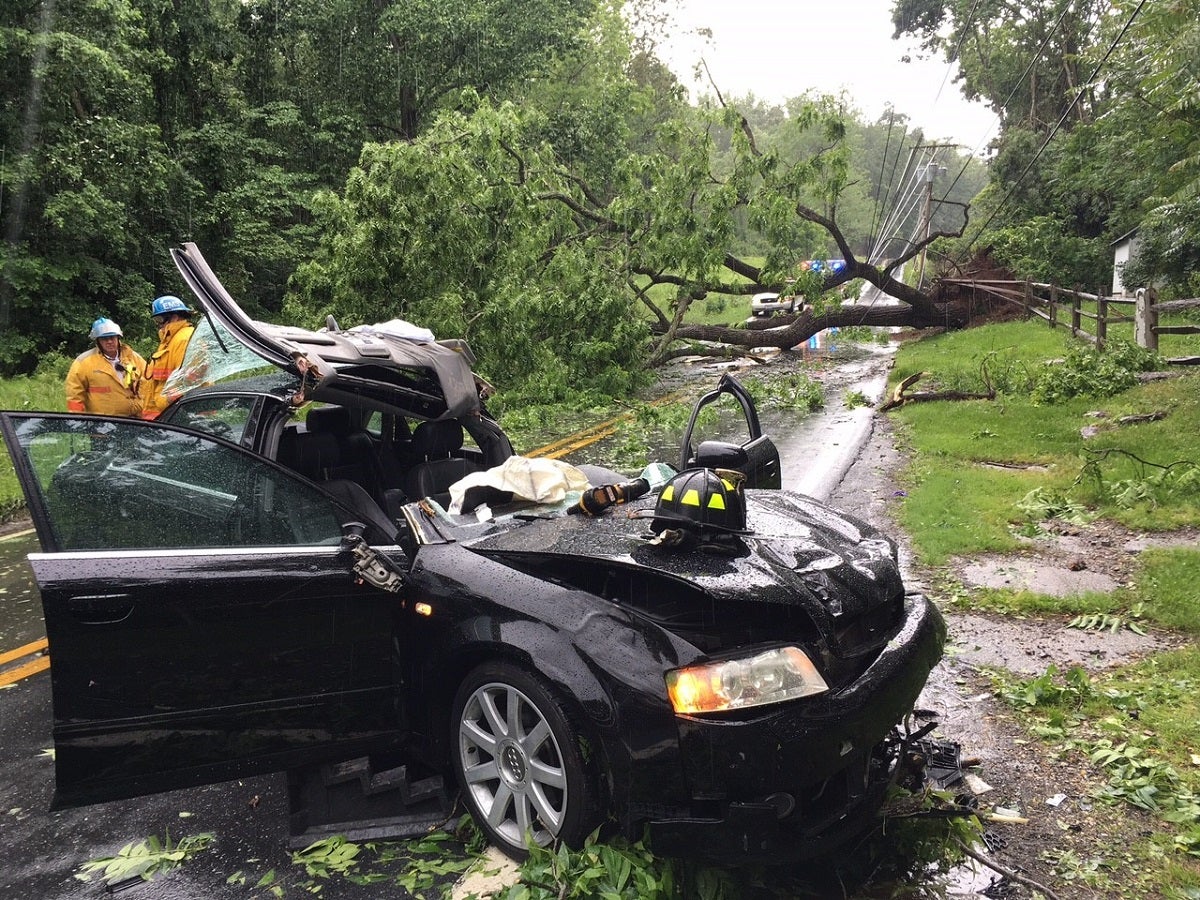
[272,402,499,531]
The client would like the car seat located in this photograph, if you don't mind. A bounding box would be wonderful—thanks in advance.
[304,405,407,518]
[403,419,482,508]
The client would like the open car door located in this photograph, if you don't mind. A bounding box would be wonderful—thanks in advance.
[0,412,408,807]
[678,374,782,489]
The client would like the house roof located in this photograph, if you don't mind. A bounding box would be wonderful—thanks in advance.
[1110,226,1139,247]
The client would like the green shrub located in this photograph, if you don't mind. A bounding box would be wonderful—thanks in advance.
[1031,339,1161,404]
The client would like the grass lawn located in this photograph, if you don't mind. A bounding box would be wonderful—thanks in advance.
[887,317,1200,884]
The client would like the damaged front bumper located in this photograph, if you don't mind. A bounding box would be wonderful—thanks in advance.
[647,593,946,865]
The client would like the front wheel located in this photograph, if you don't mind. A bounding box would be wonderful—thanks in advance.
[451,662,602,859]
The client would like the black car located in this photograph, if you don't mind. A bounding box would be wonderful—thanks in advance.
[0,244,945,864]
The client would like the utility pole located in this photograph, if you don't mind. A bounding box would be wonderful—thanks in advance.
[915,159,946,291]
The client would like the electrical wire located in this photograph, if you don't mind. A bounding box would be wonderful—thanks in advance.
[866,110,901,263]
[934,0,984,103]
[965,0,1148,248]
[936,0,1079,207]
[873,147,924,259]
[872,145,937,265]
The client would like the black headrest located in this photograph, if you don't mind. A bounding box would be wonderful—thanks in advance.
[306,405,354,436]
[411,419,464,458]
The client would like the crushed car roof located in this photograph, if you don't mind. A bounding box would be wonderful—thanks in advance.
[168,242,486,420]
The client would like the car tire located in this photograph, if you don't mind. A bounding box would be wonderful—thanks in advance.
[451,662,602,859]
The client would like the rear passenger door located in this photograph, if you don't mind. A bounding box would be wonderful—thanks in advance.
[0,412,405,808]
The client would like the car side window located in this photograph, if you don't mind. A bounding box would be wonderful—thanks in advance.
[8,416,343,551]
[364,411,383,438]
[164,395,257,446]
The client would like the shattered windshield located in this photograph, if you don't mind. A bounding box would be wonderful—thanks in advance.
[165,315,276,398]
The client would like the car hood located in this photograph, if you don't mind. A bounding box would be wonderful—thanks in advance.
[457,489,903,622]
[168,242,485,419]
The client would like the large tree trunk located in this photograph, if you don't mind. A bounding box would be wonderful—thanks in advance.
[660,298,959,350]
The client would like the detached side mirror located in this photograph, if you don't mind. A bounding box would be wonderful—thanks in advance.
[339,521,367,551]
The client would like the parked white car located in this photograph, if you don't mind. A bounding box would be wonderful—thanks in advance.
[750,292,802,317]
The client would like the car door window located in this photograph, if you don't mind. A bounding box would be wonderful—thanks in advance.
[6,415,343,551]
[163,395,258,446]
[678,374,781,489]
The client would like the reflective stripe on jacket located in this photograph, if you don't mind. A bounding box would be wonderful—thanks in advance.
[64,346,146,416]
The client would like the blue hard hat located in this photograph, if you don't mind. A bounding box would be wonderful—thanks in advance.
[89,317,123,340]
[151,295,192,317]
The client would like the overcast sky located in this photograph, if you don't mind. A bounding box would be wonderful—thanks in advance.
[658,0,998,150]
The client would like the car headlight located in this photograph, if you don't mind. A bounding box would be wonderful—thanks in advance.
[665,646,829,714]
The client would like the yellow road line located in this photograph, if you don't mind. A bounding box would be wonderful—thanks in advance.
[529,419,627,459]
[526,391,688,459]
[0,527,36,542]
[0,638,50,687]
[0,637,48,667]
[0,654,50,687]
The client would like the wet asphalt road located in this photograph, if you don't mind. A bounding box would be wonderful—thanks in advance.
[0,341,896,898]
[0,527,43,649]
[2,666,295,898]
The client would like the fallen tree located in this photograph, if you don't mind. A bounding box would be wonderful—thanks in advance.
[625,92,975,363]
[290,95,982,401]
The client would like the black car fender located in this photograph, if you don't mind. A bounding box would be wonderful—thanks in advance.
[401,568,697,825]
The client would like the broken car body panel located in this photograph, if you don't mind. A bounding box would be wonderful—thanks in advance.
[169,242,483,421]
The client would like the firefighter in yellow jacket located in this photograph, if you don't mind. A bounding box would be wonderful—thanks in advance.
[140,295,196,420]
[64,318,145,416]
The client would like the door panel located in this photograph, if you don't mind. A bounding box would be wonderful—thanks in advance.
[0,412,404,806]
[678,374,782,489]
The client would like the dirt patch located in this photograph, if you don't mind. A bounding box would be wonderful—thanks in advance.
[828,414,1194,900]
[0,514,33,539]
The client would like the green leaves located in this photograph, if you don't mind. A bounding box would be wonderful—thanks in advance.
[76,830,213,887]
[1067,612,1145,635]
[506,830,737,900]
[291,835,362,879]
[1015,487,1092,525]
[1029,339,1162,406]
[1088,737,1200,840]
[999,664,1095,710]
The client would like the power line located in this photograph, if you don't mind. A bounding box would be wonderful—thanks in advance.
[866,110,901,263]
[965,0,1149,247]
[941,0,1078,192]
[934,0,984,103]
[872,145,948,266]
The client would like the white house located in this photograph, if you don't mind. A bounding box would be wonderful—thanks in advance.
[1110,227,1139,297]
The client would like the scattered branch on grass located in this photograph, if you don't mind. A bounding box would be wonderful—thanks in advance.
[1116,410,1167,426]
[1082,447,1195,475]
[879,372,996,411]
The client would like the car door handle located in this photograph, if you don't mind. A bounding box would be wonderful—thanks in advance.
[67,593,135,624]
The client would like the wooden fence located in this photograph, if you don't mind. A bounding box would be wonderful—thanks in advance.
[940,279,1200,365]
